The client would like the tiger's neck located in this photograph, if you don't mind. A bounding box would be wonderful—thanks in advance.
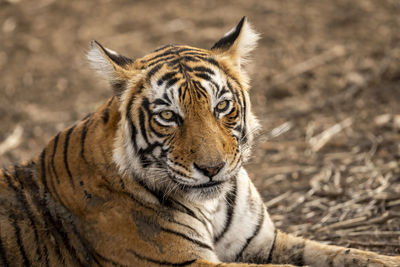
[34,96,127,216]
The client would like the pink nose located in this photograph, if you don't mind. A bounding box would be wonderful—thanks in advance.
[193,162,224,177]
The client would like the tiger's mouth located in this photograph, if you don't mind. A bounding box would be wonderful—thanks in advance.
[184,180,224,189]
[175,180,227,199]
[169,174,225,189]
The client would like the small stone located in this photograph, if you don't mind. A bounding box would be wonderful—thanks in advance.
[2,17,17,33]
[393,115,400,129]
[374,114,391,126]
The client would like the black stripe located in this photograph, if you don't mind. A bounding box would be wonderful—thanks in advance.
[176,47,206,54]
[198,56,220,68]
[226,81,235,94]
[179,56,200,63]
[95,252,128,267]
[180,52,208,57]
[147,55,176,68]
[150,121,169,138]
[127,249,196,267]
[68,217,100,266]
[63,125,77,189]
[167,58,182,67]
[52,212,85,267]
[289,241,305,266]
[139,108,150,144]
[266,229,277,263]
[217,86,229,99]
[146,50,177,64]
[126,96,138,152]
[153,98,170,106]
[193,66,215,75]
[42,240,49,267]
[3,172,43,263]
[161,227,213,250]
[120,191,158,214]
[193,81,208,99]
[214,177,237,243]
[82,112,92,121]
[146,64,163,81]
[157,71,177,86]
[170,200,198,219]
[166,77,180,88]
[135,178,163,203]
[79,180,92,199]
[40,149,49,191]
[239,90,248,145]
[41,146,84,266]
[0,231,10,267]
[50,133,60,183]
[171,220,201,237]
[163,92,172,104]
[137,142,164,166]
[37,152,65,265]
[112,80,127,96]
[80,119,91,163]
[209,80,220,95]
[9,213,31,266]
[101,98,113,123]
[119,178,126,190]
[47,154,66,208]
[235,204,265,261]
[194,72,211,81]
[153,44,174,52]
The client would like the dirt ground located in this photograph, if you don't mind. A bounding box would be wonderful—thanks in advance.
[1,0,400,256]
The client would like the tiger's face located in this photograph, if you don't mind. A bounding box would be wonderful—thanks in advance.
[88,17,260,200]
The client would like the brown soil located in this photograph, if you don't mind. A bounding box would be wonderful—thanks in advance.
[1,0,400,256]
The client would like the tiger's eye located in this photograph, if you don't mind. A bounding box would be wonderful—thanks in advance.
[160,110,174,120]
[216,100,229,112]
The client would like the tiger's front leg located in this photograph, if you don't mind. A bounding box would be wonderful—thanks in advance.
[214,169,399,266]
[192,260,296,267]
[269,231,400,267]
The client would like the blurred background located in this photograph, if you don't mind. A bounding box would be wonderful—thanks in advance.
[1,0,400,255]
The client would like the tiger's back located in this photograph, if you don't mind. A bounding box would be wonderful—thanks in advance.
[0,162,90,266]
[1,17,399,267]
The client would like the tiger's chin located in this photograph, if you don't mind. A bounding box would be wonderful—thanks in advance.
[175,180,230,201]
[168,171,239,201]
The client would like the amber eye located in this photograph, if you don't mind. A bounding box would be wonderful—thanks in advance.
[215,100,230,113]
[159,110,175,121]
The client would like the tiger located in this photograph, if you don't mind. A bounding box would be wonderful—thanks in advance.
[0,16,399,267]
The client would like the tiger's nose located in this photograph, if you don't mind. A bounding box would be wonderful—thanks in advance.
[193,162,225,178]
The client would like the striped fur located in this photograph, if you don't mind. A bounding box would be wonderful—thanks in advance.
[1,17,399,267]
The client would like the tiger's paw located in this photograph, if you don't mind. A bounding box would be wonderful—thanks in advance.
[335,250,400,267]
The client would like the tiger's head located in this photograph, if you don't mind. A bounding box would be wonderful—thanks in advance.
[88,17,260,200]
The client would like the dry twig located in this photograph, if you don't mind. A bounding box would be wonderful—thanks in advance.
[309,118,353,152]
[0,125,23,156]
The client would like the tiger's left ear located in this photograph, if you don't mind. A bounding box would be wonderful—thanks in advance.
[211,17,260,70]
[87,40,134,96]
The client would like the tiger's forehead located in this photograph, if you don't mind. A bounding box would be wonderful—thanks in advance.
[137,44,233,109]
[138,44,212,67]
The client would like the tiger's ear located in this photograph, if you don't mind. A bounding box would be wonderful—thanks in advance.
[211,17,260,70]
[87,40,134,96]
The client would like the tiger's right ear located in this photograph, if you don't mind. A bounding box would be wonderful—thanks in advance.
[87,40,134,95]
[211,17,260,71]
